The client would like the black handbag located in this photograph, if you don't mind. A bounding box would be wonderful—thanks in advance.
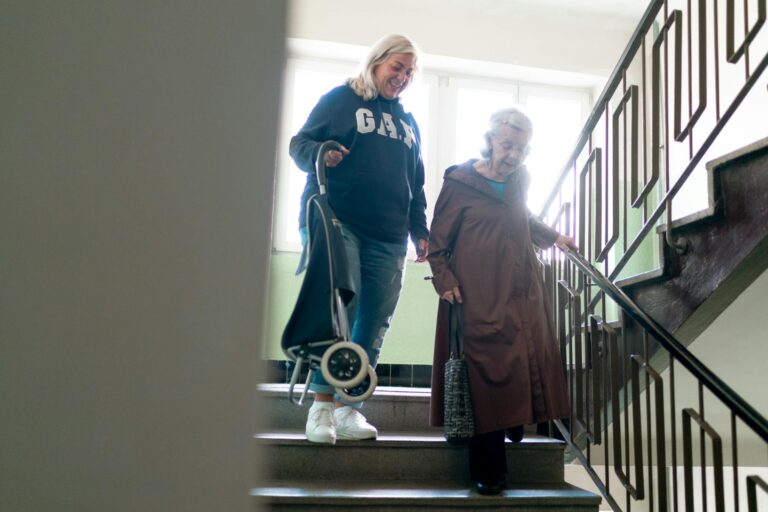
[443,302,475,444]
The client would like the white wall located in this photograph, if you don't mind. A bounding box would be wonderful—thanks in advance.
[681,266,768,426]
[287,0,643,77]
[0,2,286,511]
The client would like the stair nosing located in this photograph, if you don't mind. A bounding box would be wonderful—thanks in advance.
[252,481,602,505]
[258,382,432,398]
[256,430,565,441]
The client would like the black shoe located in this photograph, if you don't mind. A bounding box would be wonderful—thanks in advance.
[505,425,525,443]
[474,475,507,495]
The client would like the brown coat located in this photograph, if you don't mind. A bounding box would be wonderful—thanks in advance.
[428,160,570,434]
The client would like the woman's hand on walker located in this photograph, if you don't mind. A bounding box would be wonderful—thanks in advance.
[441,286,462,304]
[323,145,349,168]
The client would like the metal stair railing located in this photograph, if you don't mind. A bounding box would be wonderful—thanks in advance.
[562,246,767,444]
[546,246,768,512]
[538,0,767,283]
[532,0,768,509]
[545,245,768,512]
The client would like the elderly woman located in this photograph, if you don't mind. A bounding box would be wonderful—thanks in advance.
[427,108,574,495]
[289,34,429,445]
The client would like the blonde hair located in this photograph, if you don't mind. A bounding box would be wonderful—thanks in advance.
[480,107,533,158]
[347,34,420,101]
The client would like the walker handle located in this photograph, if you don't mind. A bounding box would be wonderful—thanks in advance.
[314,140,344,195]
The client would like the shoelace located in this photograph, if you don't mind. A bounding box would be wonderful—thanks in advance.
[337,409,365,426]
[309,407,334,427]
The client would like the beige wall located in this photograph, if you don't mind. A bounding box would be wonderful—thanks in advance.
[0,1,286,511]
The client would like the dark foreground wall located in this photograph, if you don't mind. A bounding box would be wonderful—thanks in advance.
[0,2,286,511]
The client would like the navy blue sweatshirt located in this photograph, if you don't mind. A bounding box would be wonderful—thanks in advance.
[289,84,429,246]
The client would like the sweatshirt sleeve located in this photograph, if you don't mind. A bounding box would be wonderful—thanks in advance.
[288,94,332,173]
[426,178,463,296]
[408,155,429,244]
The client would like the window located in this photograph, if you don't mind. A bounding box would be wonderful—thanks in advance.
[519,85,590,212]
[272,51,592,252]
[273,60,352,252]
[454,78,520,164]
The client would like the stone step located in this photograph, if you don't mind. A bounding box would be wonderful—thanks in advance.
[258,383,441,433]
[252,480,601,511]
[256,432,566,484]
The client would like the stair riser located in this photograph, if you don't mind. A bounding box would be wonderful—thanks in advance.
[261,443,564,484]
[261,390,438,432]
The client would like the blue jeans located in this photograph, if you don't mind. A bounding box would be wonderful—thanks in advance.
[302,224,407,405]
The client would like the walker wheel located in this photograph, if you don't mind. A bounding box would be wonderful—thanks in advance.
[320,341,369,388]
[336,365,377,403]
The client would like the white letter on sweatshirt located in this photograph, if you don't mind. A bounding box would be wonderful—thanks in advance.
[399,119,415,149]
[356,108,375,133]
[377,112,399,139]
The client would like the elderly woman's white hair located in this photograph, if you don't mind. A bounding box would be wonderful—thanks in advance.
[480,107,534,158]
[348,34,420,101]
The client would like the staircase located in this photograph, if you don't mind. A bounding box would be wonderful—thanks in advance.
[253,384,601,511]
[539,136,768,511]
[619,138,768,347]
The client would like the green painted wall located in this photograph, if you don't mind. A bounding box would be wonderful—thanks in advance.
[264,252,439,364]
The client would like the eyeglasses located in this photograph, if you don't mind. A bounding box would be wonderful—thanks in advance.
[494,140,530,156]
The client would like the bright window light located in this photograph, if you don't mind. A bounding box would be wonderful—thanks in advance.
[522,90,588,213]
[454,85,518,164]
[280,67,349,249]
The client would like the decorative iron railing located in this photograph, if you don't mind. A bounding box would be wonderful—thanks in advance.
[537,0,768,510]
[548,247,768,511]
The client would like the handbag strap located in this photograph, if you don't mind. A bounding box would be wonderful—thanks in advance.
[448,302,464,358]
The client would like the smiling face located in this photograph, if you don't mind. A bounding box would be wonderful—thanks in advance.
[373,53,416,99]
[489,123,531,175]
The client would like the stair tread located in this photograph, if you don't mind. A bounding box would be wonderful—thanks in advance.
[253,480,601,504]
[256,430,565,448]
[259,383,432,398]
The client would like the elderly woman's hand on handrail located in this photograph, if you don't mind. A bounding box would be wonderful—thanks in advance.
[554,234,577,251]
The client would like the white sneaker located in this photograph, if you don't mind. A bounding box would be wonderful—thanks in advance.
[334,406,378,440]
[305,402,336,444]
